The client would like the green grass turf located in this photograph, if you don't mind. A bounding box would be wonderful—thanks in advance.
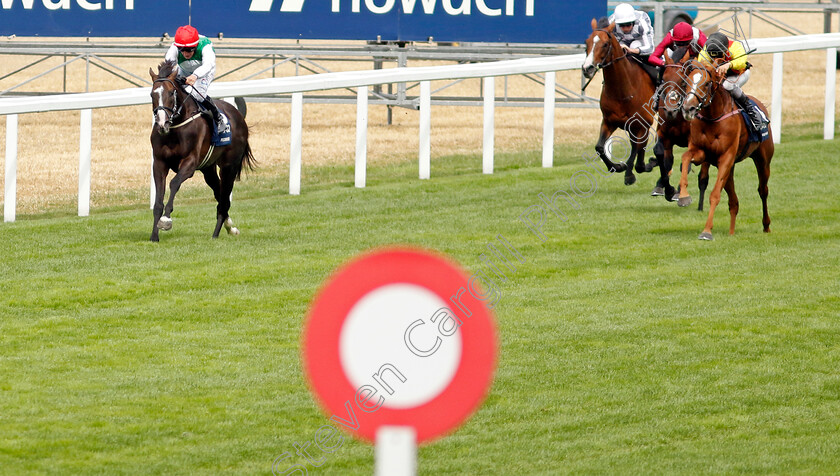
[1,124,839,474]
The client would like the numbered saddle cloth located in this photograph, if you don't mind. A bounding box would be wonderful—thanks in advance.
[739,98,770,143]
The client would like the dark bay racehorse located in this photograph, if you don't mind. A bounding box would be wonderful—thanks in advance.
[678,60,773,240]
[149,60,255,242]
[582,18,656,185]
[652,47,709,209]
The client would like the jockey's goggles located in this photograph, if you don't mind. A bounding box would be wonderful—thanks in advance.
[674,39,691,47]
[178,46,196,53]
[617,22,634,28]
[708,50,725,58]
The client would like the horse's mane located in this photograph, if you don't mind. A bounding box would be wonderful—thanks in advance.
[156,59,178,79]
[671,46,690,64]
[596,16,610,29]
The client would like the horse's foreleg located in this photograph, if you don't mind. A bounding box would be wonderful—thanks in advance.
[697,163,710,211]
[150,160,168,242]
[723,169,739,235]
[162,162,197,224]
[677,147,702,207]
[594,122,625,173]
[699,153,735,240]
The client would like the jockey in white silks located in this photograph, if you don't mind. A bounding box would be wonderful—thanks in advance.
[609,3,655,57]
[164,25,226,133]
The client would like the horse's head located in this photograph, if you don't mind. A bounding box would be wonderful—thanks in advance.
[582,18,617,79]
[659,47,691,121]
[680,60,719,121]
[149,60,184,135]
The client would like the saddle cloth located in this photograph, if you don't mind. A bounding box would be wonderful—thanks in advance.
[738,98,770,143]
[212,114,232,147]
[196,101,232,146]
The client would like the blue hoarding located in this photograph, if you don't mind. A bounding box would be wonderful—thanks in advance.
[0,0,605,44]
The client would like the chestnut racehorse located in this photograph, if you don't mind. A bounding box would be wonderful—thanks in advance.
[582,18,656,185]
[652,47,709,209]
[678,60,773,240]
[149,60,256,242]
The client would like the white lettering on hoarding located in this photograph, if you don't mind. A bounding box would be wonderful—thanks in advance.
[1,0,133,9]
[326,0,535,16]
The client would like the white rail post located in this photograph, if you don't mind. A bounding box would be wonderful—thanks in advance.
[770,53,783,144]
[290,92,303,195]
[355,86,368,188]
[4,114,18,223]
[542,71,556,167]
[825,47,837,140]
[419,81,431,180]
[483,76,495,174]
[78,109,92,217]
[375,426,416,476]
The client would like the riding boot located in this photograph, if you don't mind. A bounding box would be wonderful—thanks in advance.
[201,97,226,133]
[731,90,765,130]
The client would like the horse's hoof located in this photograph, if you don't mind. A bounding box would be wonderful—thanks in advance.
[624,174,636,186]
[698,231,714,241]
[664,186,677,202]
[677,196,692,207]
[157,216,173,231]
[227,227,240,236]
[646,158,658,171]
[651,186,665,196]
[612,162,627,173]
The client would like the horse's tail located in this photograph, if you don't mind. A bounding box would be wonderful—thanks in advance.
[237,132,257,181]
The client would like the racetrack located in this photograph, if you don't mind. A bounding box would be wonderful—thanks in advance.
[1,127,838,473]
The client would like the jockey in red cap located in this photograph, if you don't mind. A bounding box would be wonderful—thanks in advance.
[648,21,707,68]
[164,25,227,134]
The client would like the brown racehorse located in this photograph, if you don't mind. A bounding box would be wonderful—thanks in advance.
[653,47,709,209]
[678,60,773,240]
[582,18,656,185]
[149,60,256,242]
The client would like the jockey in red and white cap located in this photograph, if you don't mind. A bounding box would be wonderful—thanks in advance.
[648,21,707,67]
[164,25,226,133]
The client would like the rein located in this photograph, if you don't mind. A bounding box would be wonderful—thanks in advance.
[152,77,199,128]
[582,29,629,92]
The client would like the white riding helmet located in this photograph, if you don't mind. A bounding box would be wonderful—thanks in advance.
[613,3,637,25]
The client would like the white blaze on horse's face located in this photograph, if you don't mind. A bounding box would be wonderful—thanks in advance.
[682,71,704,120]
[582,35,600,77]
[153,85,167,128]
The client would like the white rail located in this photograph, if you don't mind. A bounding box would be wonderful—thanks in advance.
[2,33,839,222]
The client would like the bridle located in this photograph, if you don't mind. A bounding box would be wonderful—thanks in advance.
[658,63,688,111]
[152,77,195,128]
[591,29,628,70]
[682,62,719,114]
[582,29,629,91]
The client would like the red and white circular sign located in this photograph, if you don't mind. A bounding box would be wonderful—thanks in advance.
[302,247,498,444]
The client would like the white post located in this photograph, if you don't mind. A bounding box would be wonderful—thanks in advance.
[825,47,837,140]
[419,81,431,180]
[375,426,417,476]
[355,86,368,188]
[4,114,18,223]
[78,109,92,217]
[542,71,556,167]
[149,149,155,209]
[770,53,783,144]
[290,92,303,195]
[482,76,495,174]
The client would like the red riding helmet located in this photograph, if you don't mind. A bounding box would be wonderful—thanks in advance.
[174,25,200,48]
[672,22,693,42]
